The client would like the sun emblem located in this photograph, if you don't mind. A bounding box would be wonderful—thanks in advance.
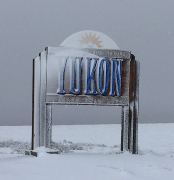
[80,33,103,48]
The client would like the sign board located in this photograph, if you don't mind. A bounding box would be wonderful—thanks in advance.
[31,47,139,154]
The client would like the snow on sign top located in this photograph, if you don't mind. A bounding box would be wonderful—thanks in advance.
[60,30,119,49]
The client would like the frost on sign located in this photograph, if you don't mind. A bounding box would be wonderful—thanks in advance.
[46,47,130,105]
[30,31,139,156]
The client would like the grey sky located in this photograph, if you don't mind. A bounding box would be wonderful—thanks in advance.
[0,0,173,125]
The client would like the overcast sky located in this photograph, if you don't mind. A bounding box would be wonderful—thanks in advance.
[0,0,173,125]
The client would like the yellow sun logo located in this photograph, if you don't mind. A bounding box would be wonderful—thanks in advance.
[80,33,103,48]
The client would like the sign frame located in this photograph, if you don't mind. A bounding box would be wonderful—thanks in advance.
[31,47,139,155]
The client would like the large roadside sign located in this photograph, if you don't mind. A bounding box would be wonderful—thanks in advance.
[31,47,139,155]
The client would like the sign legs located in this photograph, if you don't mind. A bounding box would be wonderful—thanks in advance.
[46,104,52,148]
[121,106,129,151]
[121,105,138,154]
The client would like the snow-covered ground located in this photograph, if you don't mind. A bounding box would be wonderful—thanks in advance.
[0,123,174,180]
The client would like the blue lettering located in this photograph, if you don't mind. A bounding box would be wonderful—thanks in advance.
[110,59,122,96]
[57,57,67,94]
[84,57,98,95]
[98,58,110,95]
[69,57,82,95]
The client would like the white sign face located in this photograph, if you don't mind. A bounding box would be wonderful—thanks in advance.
[60,30,119,49]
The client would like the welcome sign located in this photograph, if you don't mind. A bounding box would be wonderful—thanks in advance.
[46,48,130,105]
[31,47,139,155]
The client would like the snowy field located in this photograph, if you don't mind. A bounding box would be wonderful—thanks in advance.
[0,123,174,180]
